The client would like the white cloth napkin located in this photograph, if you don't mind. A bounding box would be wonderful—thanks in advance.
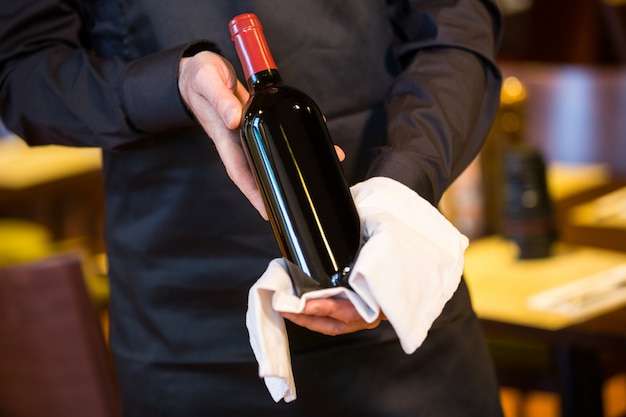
[246,176,469,402]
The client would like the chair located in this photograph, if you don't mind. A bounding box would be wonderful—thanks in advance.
[0,252,121,417]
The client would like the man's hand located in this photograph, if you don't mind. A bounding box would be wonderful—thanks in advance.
[282,298,384,336]
[178,51,345,220]
[178,51,268,219]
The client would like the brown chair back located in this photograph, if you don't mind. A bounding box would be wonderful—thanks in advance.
[0,253,121,417]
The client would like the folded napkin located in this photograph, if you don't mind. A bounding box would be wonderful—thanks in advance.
[246,176,469,402]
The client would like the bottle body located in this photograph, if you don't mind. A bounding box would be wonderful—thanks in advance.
[230,14,361,294]
[502,145,555,259]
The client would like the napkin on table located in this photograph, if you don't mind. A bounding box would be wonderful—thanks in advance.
[246,176,469,402]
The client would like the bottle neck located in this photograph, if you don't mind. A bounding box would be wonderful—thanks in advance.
[229,13,279,92]
[248,68,282,92]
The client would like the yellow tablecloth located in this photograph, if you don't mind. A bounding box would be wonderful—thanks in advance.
[0,136,101,189]
[464,236,626,330]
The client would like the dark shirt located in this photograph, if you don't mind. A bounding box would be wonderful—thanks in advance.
[0,1,504,415]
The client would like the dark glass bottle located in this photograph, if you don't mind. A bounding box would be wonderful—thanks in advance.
[502,145,556,259]
[229,13,361,295]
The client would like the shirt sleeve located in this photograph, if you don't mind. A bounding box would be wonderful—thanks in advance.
[0,0,216,150]
[369,0,503,205]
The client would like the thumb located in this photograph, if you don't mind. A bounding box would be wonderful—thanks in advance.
[208,87,242,131]
[210,62,246,129]
[220,80,249,129]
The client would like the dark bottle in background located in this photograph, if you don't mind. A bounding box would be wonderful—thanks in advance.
[481,76,528,236]
[502,145,556,259]
[229,13,361,295]
[481,76,555,259]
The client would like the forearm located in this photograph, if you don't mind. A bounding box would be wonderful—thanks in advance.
[0,0,213,149]
[0,47,192,149]
[370,0,503,205]
[369,48,500,205]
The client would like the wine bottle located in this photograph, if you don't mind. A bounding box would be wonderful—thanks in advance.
[229,13,361,295]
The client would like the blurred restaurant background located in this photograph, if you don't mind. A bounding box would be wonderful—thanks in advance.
[1,1,626,416]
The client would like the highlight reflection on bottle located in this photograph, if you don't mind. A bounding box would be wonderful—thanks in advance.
[229,13,361,295]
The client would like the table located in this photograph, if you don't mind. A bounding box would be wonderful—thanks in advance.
[0,136,104,251]
[0,136,101,191]
[466,237,626,331]
[468,62,626,417]
[465,236,626,417]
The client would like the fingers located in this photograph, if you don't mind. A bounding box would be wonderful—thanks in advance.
[301,298,361,322]
[212,134,268,219]
[178,52,267,219]
[334,145,345,162]
[282,298,383,336]
[234,80,250,110]
[179,52,243,127]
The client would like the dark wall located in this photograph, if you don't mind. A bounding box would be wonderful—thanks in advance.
[498,0,626,64]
